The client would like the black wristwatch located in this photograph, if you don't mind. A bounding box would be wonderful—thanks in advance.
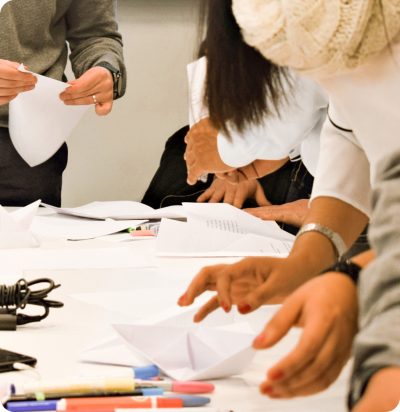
[321,259,362,284]
[96,62,123,100]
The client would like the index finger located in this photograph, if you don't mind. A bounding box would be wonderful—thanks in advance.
[178,264,227,306]
[0,63,36,83]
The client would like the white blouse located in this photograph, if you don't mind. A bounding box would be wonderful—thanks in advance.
[311,41,400,217]
[187,57,328,177]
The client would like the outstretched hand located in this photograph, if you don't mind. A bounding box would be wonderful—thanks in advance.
[253,273,358,398]
[178,256,314,322]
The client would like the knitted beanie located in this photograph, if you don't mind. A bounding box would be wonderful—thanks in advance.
[232,0,400,78]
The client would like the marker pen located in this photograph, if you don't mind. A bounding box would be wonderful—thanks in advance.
[7,388,163,402]
[134,380,214,394]
[12,379,214,397]
[6,395,210,412]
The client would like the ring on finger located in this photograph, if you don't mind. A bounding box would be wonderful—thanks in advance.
[92,94,98,105]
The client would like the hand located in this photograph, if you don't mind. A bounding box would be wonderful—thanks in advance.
[352,367,400,412]
[245,199,310,228]
[0,59,37,105]
[197,177,270,208]
[59,67,114,116]
[184,118,235,185]
[178,256,315,322]
[253,273,358,398]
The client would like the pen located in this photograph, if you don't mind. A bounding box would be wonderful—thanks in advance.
[7,388,163,402]
[11,378,214,397]
[6,395,210,411]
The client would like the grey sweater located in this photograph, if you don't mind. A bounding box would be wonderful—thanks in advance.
[0,0,126,127]
[349,150,400,407]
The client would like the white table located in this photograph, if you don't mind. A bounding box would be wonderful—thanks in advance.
[0,228,350,412]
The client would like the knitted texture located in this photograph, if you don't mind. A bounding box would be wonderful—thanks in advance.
[232,0,400,78]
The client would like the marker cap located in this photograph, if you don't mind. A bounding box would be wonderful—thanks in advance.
[133,365,159,379]
[6,399,58,411]
[166,394,211,407]
[141,388,163,396]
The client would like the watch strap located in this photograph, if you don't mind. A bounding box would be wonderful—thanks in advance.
[321,259,362,284]
[96,61,122,99]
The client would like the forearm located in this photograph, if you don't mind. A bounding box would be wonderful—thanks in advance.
[289,197,369,276]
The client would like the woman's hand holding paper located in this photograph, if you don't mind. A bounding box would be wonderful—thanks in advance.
[0,59,37,105]
[59,66,114,116]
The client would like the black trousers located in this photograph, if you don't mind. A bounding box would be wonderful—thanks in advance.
[142,126,314,235]
[0,127,68,207]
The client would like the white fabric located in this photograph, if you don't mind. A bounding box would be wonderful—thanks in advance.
[310,42,400,215]
[217,74,327,176]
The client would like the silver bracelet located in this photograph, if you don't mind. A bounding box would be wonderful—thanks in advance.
[296,223,347,259]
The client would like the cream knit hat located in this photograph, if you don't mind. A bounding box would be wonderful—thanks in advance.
[232,0,400,78]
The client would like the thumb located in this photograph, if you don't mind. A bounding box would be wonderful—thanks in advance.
[254,183,271,206]
[95,101,113,116]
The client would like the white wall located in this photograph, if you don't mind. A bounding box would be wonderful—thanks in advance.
[62,0,200,206]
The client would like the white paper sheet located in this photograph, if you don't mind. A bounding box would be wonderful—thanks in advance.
[31,213,146,240]
[9,65,88,167]
[183,203,294,242]
[42,201,187,221]
[187,57,209,127]
[156,203,294,257]
[0,200,40,249]
[113,307,258,380]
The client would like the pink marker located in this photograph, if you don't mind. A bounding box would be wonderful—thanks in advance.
[136,380,214,394]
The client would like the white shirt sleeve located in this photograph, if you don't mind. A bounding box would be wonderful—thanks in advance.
[217,74,328,168]
[311,116,372,217]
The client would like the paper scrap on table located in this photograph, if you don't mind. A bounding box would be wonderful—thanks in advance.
[31,213,146,241]
[0,200,40,249]
[156,203,294,257]
[113,307,257,381]
[9,65,88,167]
[42,201,187,221]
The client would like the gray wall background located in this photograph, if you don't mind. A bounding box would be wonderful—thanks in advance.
[63,0,200,206]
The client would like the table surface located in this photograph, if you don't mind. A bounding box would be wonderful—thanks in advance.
[0,214,350,412]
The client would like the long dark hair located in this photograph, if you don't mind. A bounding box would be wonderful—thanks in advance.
[202,0,289,135]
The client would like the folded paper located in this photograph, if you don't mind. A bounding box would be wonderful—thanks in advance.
[0,200,40,249]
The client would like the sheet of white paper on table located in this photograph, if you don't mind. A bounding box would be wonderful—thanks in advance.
[156,202,294,257]
[31,213,146,240]
[157,219,292,257]
[187,56,209,127]
[0,200,40,249]
[112,307,259,381]
[9,65,88,167]
[183,202,295,242]
[42,201,187,221]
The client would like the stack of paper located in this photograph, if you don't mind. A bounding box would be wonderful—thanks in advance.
[42,201,186,221]
[156,203,294,257]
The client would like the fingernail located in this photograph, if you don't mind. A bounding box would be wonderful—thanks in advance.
[178,293,187,305]
[221,302,230,313]
[238,303,252,314]
[269,370,284,381]
[253,334,265,347]
[261,385,274,395]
